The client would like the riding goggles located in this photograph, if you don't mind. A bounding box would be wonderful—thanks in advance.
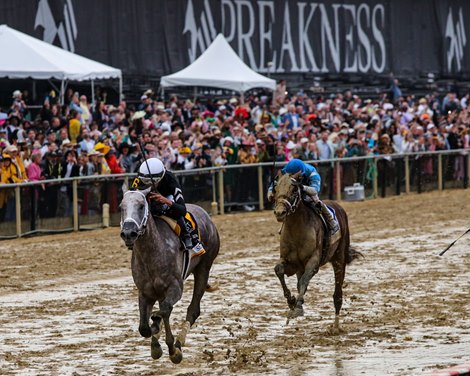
[138,171,164,187]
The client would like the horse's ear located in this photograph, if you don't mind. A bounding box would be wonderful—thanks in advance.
[292,171,302,180]
[276,170,282,177]
[122,181,129,194]
[142,186,151,196]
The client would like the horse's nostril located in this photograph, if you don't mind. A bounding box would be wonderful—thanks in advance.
[130,231,138,238]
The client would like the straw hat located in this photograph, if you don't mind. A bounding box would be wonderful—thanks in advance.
[94,142,110,155]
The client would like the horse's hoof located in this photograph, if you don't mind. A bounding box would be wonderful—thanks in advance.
[170,348,183,364]
[139,325,152,338]
[287,297,297,310]
[151,337,163,359]
[288,307,304,319]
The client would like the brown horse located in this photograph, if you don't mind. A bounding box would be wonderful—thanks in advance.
[273,173,361,329]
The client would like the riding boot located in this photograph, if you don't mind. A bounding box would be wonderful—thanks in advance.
[319,201,341,243]
[176,217,193,250]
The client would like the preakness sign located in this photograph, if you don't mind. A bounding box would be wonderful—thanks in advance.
[0,0,469,80]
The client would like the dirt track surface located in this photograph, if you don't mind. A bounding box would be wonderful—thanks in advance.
[0,190,469,375]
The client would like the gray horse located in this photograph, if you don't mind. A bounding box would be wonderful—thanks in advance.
[273,173,361,330]
[120,186,220,363]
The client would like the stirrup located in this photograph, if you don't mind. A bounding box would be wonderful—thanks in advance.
[181,236,193,251]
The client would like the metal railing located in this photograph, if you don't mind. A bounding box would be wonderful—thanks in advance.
[0,149,468,238]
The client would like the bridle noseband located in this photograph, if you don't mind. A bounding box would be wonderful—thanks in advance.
[120,190,149,238]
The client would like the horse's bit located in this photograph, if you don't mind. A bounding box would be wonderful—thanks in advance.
[121,190,149,238]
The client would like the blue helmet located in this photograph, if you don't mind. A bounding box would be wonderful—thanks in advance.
[283,159,306,175]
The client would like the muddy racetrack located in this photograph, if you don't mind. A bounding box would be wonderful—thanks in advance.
[0,190,469,375]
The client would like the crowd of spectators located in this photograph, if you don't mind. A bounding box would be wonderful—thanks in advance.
[0,83,469,217]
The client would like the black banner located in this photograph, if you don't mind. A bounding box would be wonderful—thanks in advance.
[1,0,470,81]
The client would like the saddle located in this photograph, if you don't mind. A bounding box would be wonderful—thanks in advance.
[301,196,339,265]
[159,213,205,258]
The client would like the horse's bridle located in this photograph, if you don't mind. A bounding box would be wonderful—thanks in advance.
[277,177,302,217]
[120,190,149,238]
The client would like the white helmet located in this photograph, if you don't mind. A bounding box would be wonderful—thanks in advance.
[138,158,166,186]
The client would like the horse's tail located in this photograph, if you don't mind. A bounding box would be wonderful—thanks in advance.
[346,245,363,264]
[206,281,219,292]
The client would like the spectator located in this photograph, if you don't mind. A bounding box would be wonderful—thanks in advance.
[316,131,334,160]
[27,152,43,181]
[4,145,27,181]
[79,95,92,125]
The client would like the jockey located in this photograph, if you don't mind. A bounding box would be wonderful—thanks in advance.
[133,157,193,250]
[268,159,340,240]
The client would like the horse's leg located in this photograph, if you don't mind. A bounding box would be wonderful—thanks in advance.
[150,313,163,359]
[138,293,163,360]
[291,257,320,319]
[138,292,155,338]
[177,264,210,346]
[154,284,183,364]
[296,271,303,293]
[331,258,346,334]
[274,260,296,309]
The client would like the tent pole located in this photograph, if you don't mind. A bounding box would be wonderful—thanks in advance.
[161,87,165,101]
[193,86,197,103]
[240,91,245,104]
[91,79,95,111]
[60,79,65,105]
[32,80,36,103]
[119,76,123,102]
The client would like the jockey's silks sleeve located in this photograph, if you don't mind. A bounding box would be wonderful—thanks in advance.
[157,171,187,219]
[304,164,321,193]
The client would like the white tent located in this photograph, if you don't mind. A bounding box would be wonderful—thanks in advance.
[0,24,122,102]
[161,34,275,93]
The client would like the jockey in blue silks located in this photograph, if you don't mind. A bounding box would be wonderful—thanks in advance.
[268,159,340,240]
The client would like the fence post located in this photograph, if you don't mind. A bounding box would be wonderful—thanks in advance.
[405,156,410,194]
[373,157,378,198]
[211,172,218,216]
[73,180,79,231]
[15,186,21,237]
[258,165,264,211]
[102,203,110,227]
[218,170,225,215]
[335,160,341,200]
[438,154,443,191]
[467,151,470,188]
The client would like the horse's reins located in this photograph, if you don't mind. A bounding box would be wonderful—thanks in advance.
[121,190,149,238]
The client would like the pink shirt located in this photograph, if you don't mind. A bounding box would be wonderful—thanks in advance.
[27,163,42,181]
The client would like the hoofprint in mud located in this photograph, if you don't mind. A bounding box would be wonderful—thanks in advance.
[0,190,468,375]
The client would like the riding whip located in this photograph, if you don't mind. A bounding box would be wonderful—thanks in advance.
[269,156,277,189]
[439,228,470,256]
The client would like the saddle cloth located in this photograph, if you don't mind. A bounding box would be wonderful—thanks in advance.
[159,213,206,258]
[326,205,338,225]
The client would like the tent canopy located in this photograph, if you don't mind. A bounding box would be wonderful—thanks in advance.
[0,24,121,81]
[161,34,275,92]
